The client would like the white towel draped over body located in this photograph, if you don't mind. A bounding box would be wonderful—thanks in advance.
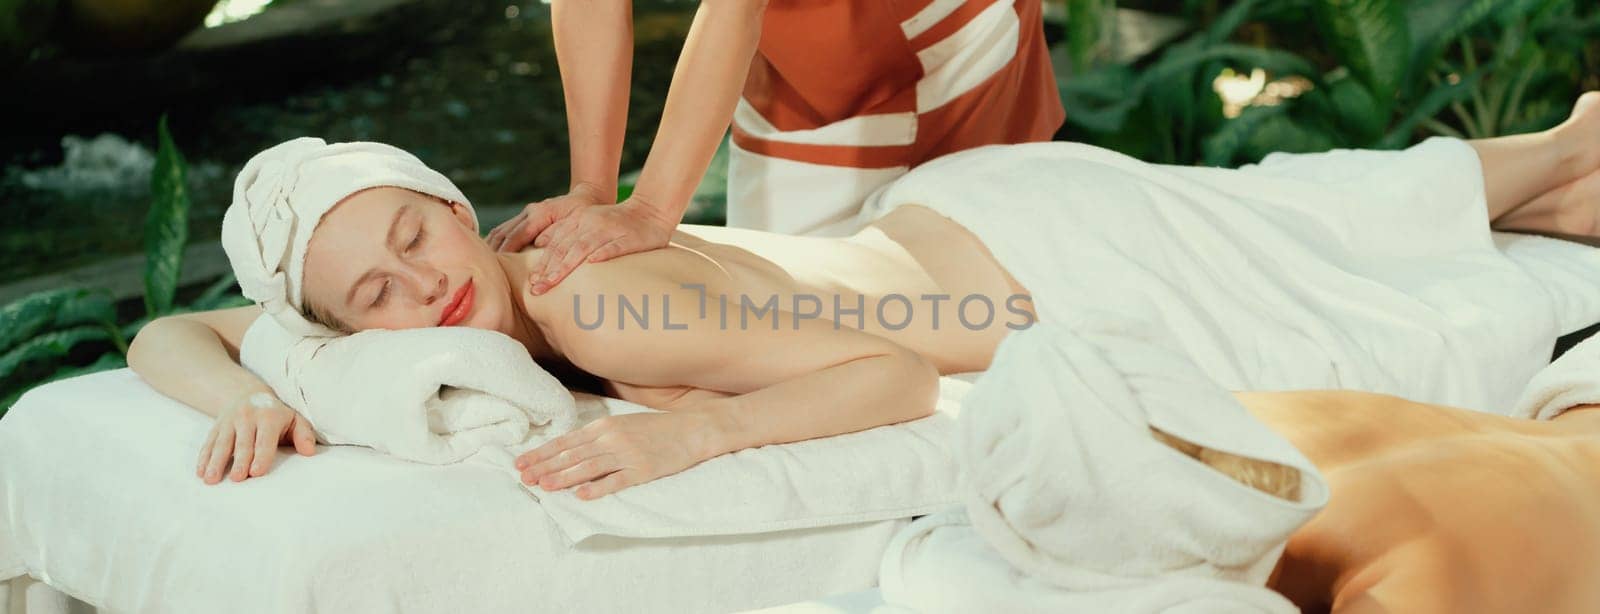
[881,318,1328,613]
[1515,333,1600,420]
[859,137,1590,611]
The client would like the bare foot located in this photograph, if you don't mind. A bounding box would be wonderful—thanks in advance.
[1150,427,1302,502]
[1495,168,1600,237]
[1493,92,1600,236]
[1562,91,1600,177]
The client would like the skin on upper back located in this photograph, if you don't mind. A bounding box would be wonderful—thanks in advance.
[559,213,1036,376]
[1244,391,1600,613]
[520,241,931,404]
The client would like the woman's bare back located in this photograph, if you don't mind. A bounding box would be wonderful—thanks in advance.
[1243,391,1600,613]
[630,204,1034,374]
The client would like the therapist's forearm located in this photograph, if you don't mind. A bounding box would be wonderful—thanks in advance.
[695,351,940,458]
[126,318,272,419]
[552,0,634,197]
[630,0,765,223]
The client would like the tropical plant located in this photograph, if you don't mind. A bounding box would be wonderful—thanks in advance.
[1054,0,1600,167]
[0,116,252,416]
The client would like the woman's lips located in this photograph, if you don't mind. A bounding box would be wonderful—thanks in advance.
[439,278,474,326]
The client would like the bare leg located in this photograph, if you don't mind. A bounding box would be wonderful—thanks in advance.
[1496,170,1600,236]
[1476,92,1600,226]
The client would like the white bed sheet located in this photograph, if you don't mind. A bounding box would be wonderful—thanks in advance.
[0,369,906,614]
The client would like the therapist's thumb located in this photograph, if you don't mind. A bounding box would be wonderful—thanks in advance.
[291,417,317,456]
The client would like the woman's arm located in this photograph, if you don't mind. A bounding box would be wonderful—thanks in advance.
[127,305,317,483]
[128,305,270,419]
[514,254,941,498]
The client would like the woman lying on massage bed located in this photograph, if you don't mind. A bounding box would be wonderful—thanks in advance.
[129,92,1600,503]
[124,92,1598,609]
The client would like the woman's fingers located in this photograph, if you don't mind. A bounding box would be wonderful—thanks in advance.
[250,419,283,477]
[229,423,257,482]
[203,423,236,484]
[196,424,220,477]
[539,454,621,491]
[521,442,603,484]
[516,427,601,469]
[291,417,317,456]
[577,470,635,500]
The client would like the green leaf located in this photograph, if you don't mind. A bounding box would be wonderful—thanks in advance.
[0,287,81,354]
[1202,104,1290,167]
[191,272,240,311]
[0,325,111,383]
[1138,44,1320,91]
[1204,0,1259,44]
[1065,0,1112,72]
[1405,0,1499,66]
[1060,63,1141,133]
[1377,70,1485,149]
[0,352,126,418]
[1326,73,1386,144]
[53,287,116,329]
[144,115,191,319]
[1239,112,1340,162]
[1313,0,1411,107]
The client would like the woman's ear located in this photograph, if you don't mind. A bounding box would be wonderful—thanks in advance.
[445,200,479,232]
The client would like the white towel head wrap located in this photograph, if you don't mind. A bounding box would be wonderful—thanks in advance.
[221,137,476,337]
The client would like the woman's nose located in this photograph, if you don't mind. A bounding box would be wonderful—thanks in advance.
[404,266,447,305]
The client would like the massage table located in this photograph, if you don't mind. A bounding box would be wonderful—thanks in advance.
[0,368,929,614]
[4,226,1598,614]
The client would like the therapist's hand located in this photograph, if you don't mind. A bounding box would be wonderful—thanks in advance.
[514,411,721,500]
[524,195,676,295]
[197,392,317,485]
[486,183,612,254]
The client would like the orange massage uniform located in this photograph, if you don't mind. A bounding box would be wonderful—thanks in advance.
[728,0,1066,236]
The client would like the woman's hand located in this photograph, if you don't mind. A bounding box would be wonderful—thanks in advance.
[486,183,613,253]
[513,410,727,500]
[197,391,318,484]
[523,195,676,296]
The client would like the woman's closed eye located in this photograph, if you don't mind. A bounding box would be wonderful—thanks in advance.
[371,228,426,308]
[372,279,391,308]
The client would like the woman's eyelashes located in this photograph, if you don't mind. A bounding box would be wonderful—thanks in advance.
[372,280,391,308]
[370,228,426,309]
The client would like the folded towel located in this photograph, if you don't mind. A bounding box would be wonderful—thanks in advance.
[1512,333,1600,420]
[240,313,578,464]
[881,316,1329,613]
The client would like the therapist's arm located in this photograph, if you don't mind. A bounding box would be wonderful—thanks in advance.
[127,305,317,484]
[494,0,769,296]
[485,0,634,251]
